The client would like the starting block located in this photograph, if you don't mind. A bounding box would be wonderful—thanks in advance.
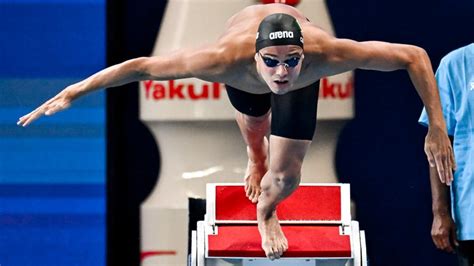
[189,183,368,266]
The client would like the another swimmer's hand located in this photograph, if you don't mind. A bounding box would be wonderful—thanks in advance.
[17,86,77,127]
[424,126,456,186]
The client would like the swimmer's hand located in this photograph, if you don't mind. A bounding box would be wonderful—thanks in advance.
[424,126,456,186]
[17,86,76,127]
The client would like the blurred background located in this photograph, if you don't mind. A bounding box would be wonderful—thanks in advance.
[0,0,106,265]
[1,0,473,265]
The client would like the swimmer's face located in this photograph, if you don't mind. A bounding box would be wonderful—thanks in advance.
[255,45,304,95]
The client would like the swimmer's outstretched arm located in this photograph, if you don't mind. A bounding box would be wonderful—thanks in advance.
[17,44,228,127]
[319,35,455,185]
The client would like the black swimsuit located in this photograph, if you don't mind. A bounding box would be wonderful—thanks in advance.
[225,81,319,141]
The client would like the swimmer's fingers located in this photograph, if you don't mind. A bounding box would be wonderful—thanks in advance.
[17,104,51,127]
[17,89,73,127]
[44,101,71,116]
[17,104,44,126]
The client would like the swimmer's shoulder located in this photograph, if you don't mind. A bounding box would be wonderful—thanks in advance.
[214,34,255,69]
[301,24,336,59]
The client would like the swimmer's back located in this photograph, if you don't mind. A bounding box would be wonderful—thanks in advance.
[220,4,325,56]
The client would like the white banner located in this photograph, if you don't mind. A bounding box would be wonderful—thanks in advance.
[140,74,353,120]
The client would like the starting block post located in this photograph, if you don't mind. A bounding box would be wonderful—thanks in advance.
[190,183,368,266]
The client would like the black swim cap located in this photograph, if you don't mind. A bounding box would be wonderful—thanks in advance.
[255,13,304,52]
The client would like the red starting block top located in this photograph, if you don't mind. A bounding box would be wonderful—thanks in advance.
[208,225,351,258]
[210,184,349,223]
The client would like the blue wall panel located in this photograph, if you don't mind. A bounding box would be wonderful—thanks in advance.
[0,0,106,265]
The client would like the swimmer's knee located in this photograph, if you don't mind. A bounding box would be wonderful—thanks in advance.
[275,171,301,193]
[261,169,301,196]
[257,170,300,213]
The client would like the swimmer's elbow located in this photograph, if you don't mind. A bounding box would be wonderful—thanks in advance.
[132,57,156,79]
[131,56,179,80]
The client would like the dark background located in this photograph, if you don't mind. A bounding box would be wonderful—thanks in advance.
[106,0,474,265]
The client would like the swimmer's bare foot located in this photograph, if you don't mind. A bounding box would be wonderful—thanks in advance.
[244,137,268,203]
[257,210,288,260]
[244,158,267,203]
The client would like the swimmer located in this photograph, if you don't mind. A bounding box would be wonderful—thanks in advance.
[17,4,455,260]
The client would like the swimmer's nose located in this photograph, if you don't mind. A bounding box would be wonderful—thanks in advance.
[275,64,288,77]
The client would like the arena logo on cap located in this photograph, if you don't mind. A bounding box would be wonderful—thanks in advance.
[269,31,294,40]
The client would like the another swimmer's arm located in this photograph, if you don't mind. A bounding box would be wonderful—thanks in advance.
[321,37,455,184]
[17,44,227,126]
